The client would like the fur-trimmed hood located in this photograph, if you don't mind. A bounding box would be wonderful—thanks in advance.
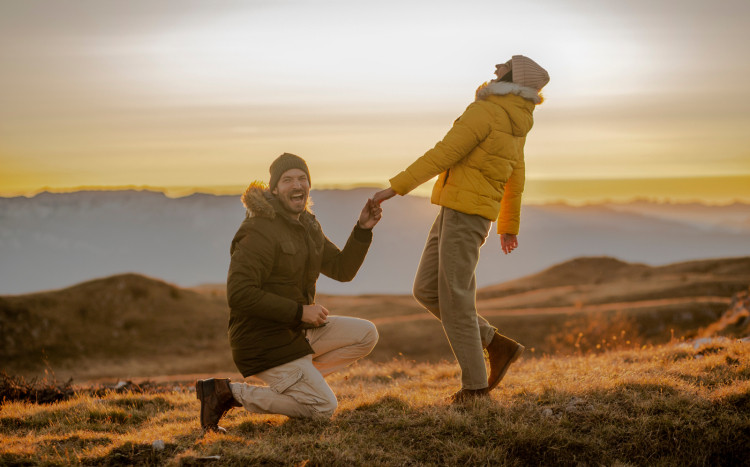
[475,81,543,105]
[241,182,313,220]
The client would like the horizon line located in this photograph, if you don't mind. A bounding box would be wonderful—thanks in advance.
[4,178,750,206]
[4,173,750,197]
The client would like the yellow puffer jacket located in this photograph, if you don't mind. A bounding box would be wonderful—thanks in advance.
[389,81,541,235]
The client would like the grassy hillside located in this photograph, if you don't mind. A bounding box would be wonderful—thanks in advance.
[1,340,748,466]
[0,274,235,379]
[2,256,748,380]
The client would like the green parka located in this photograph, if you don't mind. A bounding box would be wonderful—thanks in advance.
[226,184,372,377]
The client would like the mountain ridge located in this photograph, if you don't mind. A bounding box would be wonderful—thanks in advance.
[1,190,748,296]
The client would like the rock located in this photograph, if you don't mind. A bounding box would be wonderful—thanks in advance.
[152,440,165,451]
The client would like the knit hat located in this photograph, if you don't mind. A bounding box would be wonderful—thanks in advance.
[509,55,549,91]
[269,153,310,189]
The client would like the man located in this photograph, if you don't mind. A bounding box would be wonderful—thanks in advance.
[197,153,382,432]
[373,55,550,403]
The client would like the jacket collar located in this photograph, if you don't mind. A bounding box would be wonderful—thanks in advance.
[475,81,543,104]
[241,182,314,225]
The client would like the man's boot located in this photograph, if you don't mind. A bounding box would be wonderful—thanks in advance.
[196,378,238,433]
[486,332,525,391]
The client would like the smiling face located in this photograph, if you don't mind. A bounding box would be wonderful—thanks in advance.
[272,168,310,219]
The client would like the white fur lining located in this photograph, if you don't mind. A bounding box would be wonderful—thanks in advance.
[476,81,542,104]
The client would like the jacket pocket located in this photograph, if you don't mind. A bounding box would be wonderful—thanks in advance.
[277,240,302,276]
[280,241,297,255]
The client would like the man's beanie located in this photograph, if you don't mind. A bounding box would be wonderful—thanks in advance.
[269,153,311,189]
[509,55,549,91]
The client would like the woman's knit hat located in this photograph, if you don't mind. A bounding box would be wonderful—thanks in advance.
[496,55,550,91]
[269,153,311,189]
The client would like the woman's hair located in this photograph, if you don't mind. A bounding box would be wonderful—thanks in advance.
[499,70,513,83]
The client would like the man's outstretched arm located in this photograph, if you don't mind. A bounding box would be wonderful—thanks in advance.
[320,198,381,281]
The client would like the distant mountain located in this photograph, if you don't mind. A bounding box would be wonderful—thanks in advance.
[0,190,748,295]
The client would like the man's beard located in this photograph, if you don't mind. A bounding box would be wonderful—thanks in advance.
[280,190,307,214]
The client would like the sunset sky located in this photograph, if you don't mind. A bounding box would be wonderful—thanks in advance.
[1,0,749,203]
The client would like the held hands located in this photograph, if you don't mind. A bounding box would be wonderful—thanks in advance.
[372,188,396,205]
[302,304,329,327]
[358,198,383,229]
[358,187,395,230]
[500,233,518,255]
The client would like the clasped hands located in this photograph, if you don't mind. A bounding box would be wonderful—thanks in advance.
[357,197,384,230]
[357,187,397,229]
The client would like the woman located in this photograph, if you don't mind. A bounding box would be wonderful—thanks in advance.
[373,55,550,402]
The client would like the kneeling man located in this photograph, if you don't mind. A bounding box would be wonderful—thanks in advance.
[197,153,381,432]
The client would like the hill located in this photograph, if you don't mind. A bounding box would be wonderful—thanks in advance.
[1,256,748,381]
[328,256,750,363]
[0,274,235,379]
[477,255,750,303]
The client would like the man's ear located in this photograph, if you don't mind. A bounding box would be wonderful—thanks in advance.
[271,187,278,196]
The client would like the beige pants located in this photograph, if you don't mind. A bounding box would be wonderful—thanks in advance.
[230,316,378,418]
[413,207,497,390]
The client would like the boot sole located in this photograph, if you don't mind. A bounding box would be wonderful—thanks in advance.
[488,344,525,391]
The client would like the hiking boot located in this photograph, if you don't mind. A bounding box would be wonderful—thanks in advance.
[449,388,489,404]
[486,332,525,391]
[196,378,237,432]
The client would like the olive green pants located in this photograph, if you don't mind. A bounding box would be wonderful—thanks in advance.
[413,207,497,390]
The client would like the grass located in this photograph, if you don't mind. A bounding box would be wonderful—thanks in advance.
[2,340,748,466]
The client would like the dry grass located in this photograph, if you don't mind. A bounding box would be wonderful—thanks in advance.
[2,340,748,466]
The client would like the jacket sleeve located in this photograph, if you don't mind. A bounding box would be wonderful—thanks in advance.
[496,144,526,235]
[320,224,373,282]
[226,223,302,325]
[389,102,493,195]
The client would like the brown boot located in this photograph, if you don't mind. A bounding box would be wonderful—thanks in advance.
[196,378,237,433]
[449,388,489,404]
[486,332,525,391]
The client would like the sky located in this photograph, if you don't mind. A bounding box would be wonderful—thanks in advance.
[1,0,749,202]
